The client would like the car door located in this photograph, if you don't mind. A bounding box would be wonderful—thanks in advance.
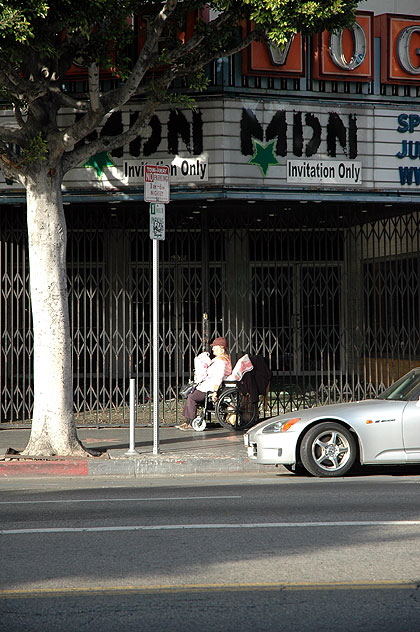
[402,400,420,460]
[358,400,406,463]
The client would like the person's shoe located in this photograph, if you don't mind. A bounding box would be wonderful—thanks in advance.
[176,422,192,431]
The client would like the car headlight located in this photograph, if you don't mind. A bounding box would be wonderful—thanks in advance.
[262,418,301,433]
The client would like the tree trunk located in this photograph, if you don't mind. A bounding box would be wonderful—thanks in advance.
[21,167,87,457]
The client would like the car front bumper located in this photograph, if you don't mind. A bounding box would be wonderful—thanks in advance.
[245,431,298,465]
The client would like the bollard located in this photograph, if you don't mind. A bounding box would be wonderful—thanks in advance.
[125,378,140,455]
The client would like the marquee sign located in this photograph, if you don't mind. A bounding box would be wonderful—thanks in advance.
[312,12,373,82]
[58,11,420,87]
[375,14,420,84]
[242,11,420,86]
[243,27,305,77]
[1,100,420,193]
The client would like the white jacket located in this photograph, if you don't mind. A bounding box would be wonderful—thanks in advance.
[196,354,232,393]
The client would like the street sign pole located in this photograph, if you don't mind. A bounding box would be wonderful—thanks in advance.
[144,166,170,456]
[152,237,159,455]
[149,203,166,455]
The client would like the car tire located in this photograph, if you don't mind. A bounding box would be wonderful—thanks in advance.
[300,422,357,477]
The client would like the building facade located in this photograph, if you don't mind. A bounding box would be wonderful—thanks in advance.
[1,5,420,423]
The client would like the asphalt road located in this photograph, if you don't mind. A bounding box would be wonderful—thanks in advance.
[1,473,420,631]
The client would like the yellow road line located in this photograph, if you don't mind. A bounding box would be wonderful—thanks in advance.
[1,580,418,599]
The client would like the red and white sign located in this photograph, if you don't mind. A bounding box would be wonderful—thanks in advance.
[375,14,420,84]
[312,12,374,82]
[243,23,305,77]
[144,164,170,203]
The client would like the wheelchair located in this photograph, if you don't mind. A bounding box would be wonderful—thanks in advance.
[191,381,259,432]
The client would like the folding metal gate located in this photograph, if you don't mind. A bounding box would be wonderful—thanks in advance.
[1,203,419,423]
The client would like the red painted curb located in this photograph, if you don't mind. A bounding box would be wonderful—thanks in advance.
[0,459,89,477]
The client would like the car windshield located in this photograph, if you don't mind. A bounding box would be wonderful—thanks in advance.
[377,368,420,401]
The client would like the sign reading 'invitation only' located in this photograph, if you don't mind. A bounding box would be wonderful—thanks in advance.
[287,160,362,185]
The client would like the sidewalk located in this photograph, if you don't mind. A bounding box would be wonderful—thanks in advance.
[0,424,278,478]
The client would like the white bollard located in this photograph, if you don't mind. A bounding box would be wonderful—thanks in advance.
[125,378,140,455]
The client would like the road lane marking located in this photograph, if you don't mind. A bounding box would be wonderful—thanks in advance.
[0,581,419,598]
[0,495,241,505]
[2,520,420,535]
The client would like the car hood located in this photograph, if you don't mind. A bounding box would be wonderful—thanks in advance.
[246,399,391,438]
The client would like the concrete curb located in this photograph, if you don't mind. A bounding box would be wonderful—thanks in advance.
[0,426,278,478]
[100,453,276,477]
[0,453,276,477]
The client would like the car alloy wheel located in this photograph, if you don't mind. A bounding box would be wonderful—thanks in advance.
[300,422,357,477]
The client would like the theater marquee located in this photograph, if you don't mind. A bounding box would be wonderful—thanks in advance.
[243,12,420,85]
[0,103,419,192]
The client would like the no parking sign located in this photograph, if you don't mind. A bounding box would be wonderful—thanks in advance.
[144,164,170,204]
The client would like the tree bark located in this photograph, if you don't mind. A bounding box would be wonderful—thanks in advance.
[21,167,87,457]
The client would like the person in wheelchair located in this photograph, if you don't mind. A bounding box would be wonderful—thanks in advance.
[177,337,232,431]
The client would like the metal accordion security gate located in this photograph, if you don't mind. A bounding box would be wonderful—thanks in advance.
[1,202,419,424]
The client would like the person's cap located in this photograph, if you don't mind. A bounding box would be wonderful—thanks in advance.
[211,337,228,348]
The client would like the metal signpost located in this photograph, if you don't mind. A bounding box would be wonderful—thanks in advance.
[144,165,170,455]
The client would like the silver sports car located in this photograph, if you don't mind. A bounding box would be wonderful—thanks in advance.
[244,368,420,477]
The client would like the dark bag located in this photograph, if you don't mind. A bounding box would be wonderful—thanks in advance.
[179,380,197,399]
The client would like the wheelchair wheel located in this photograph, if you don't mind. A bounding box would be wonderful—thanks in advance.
[192,416,207,432]
[215,387,259,431]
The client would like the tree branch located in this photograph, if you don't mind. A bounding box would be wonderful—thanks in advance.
[101,0,179,112]
[0,122,26,145]
[46,86,89,112]
[55,0,179,156]
[13,103,26,130]
[60,14,264,174]
[62,75,175,174]
[177,25,264,73]
[0,143,28,181]
[0,65,48,103]
[88,63,102,114]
